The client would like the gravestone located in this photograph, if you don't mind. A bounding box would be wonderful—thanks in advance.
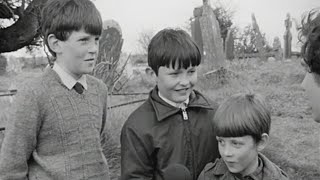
[7,56,23,74]
[284,13,292,59]
[272,36,283,60]
[251,13,267,61]
[93,19,124,88]
[191,0,225,73]
[225,30,234,60]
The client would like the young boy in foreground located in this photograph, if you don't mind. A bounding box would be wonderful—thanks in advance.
[0,0,110,179]
[120,28,220,180]
[198,93,288,180]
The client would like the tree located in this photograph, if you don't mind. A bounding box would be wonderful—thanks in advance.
[212,5,234,46]
[234,24,271,55]
[137,30,154,55]
[0,0,47,53]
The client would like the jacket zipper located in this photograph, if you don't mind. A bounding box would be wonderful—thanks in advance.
[181,107,188,120]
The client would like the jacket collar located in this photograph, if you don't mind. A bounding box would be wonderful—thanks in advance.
[209,153,288,180]
[149,86,213,121]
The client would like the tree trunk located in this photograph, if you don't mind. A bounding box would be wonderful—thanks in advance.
[0,0,48,53]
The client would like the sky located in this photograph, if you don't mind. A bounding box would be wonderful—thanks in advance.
[94,0,319,53]
[4,0,319,57]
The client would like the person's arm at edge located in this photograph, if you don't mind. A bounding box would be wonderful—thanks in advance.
[0,85,41,180]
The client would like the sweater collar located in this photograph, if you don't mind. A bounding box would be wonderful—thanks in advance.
[149,86,213,121]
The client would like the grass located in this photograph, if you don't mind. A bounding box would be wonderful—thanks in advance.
[0,59,319,179]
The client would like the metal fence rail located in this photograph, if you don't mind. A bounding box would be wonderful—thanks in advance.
[0,89,148,109]
[0,89,17,97]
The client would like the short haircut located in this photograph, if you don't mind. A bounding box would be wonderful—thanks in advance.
[147,28,201,75]
[299,8,320,75]
[41,0,102,57]
[213,93,271,142]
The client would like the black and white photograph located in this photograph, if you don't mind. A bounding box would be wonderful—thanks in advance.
[0,0,319,179]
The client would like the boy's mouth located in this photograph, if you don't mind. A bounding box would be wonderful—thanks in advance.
[85,58,95,61]
[175,88,189,93]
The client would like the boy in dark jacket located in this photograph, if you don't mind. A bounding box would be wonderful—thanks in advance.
[198,93,288,180]
[120,28,220,180]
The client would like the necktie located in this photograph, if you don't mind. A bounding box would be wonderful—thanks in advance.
[73,82,84,94]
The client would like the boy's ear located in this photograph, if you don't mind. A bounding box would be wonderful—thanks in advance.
[145,67,156,77]
[145,67,157,85]
[47,34,61,54]
[257,133,269,151]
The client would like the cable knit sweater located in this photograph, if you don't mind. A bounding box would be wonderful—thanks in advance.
[0,68,110,180]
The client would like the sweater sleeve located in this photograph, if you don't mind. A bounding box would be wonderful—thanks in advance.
[0,85,41,180]
[120,120,154,180]
[98,82,111,180]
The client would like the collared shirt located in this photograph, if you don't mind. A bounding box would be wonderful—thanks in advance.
[52,63,87,90]
[158,91,189,108]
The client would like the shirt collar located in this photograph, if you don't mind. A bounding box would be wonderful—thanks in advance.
[52,62,87,90]
[243,156,263,180]
[158,91,189,108]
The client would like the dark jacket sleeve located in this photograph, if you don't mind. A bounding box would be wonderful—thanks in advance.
[120,120,154,180]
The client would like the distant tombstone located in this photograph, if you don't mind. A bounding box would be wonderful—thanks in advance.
[93,19,123,87]
[225,30,234,60]
[191,0,225,73]
[272,36,283,60]
[284,13,292,59]
[251,13,267,61]
[7,56,22,73]
[191,7,204,56]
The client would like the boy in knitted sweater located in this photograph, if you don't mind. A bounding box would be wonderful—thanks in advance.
[0,0,110,179]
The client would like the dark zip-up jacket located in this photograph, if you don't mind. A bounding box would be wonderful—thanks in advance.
[120,87,220,180]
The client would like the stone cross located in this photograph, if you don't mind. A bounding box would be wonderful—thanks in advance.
[251,13,267,61]
[283,13,292,59]
[93,19,123,87]
[191,2,225,74]
[272,36,283,60]
[225,30,234,60]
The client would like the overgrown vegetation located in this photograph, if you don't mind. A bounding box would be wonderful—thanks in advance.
[105,58,320,179]
[1,57,319,180]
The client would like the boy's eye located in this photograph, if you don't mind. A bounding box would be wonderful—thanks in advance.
[169,72,179,75]
[79,38,89,43]
[217,138,225,146]
[231,141,242,148]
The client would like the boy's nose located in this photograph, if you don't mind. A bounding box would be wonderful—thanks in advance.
[221,146,233,157]
[179,75,190,86]
[88,41,99,54]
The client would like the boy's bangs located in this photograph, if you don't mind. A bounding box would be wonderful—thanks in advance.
[161,40,201,69]
[213,95,271,140]
[56,1,102,36]
[215,109,255,138]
